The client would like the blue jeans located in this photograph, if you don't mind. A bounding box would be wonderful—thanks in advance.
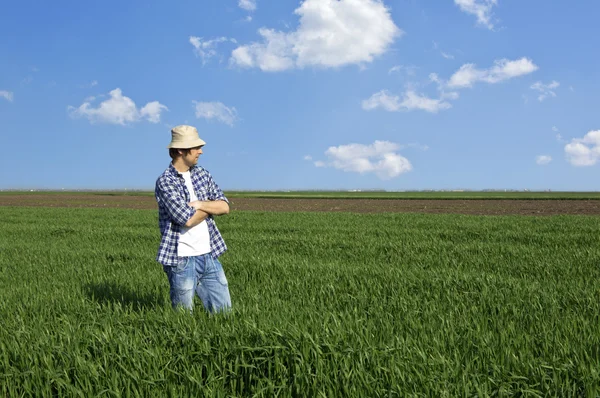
[163,254,231,313]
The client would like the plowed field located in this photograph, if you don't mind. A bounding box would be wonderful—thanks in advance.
[1,194,600,215]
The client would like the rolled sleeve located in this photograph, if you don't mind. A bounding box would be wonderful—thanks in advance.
[156,178,196,226]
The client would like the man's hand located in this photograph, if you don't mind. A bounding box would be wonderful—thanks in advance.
[188,200,230,215]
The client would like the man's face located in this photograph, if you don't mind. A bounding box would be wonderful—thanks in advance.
[182,145,203,167]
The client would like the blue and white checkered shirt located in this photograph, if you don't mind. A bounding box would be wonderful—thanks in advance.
[155,163,228,266]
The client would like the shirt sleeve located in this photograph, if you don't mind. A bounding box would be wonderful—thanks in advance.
[155,176,196,226]
[205,170,228,203]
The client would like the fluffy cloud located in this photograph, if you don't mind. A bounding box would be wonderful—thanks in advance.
[367,57,536,115]
[536,155,552,165]
[314,140,412,180]
[362,90,452,113]
[388,65,417,76]
[193,101,238,126]
[447,58,538,88]
[140,102,168,124]
[78,80,98,89]
[230,29,296,71]
[530,81,559,102]
[454,0,498,30]
[565,130,600,166]
[68,88,167,125]
[190,36,236,65]
[441,91,460,100]
[380,57,537,114]
[238,0,256,11]
[0,90,14,102]
[553,127,567,143]
[230,0,402,71]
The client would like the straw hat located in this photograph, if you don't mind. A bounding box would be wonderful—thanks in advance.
[167,125,206,149]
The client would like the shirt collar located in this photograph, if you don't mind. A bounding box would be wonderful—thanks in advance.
[168,162,197,177]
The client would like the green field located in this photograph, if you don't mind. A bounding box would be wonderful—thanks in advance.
[2,190,600,200]
[1,206,600,396]
[225,191,600,200]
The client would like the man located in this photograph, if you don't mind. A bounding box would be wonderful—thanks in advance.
[155,125,231,313]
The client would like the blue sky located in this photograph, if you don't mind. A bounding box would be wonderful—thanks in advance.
[1,0,599,191]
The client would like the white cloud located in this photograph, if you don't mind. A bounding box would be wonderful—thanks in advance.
[386,57,535,113]
[0,90,14,102]
[362,90,452,113]
[432,41,455,60]
[454,0,498,30]
[429,73,441,84]
[140,102,169,124]
[432,73,461,100]
[530,80,559,102]
[230,0,402,71]
[230,29,296,71]
[536,155,552,165]
[68,88,167,125]
[441,91,460,100]
[79,80,98,89]
[193,101,238,126]
[565,130,600,166]
[239,0,256,11]
[398,91,452,113]
[190,36,236,65]
[314,140,412,179]
[553,126,566,143]
[447,57,538,88]
[389,65,417,77]
[303,155,312,161]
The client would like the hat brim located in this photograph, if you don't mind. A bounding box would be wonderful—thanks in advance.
[167,138,206,149]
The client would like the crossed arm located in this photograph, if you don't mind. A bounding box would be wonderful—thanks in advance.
[156,174,229,229]
[189,200,229,215]
[184,200,229,228]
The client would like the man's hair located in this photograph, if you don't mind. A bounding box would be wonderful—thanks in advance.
[169,148,192,160]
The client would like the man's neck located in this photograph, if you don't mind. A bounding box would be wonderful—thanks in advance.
[172,159,190,173]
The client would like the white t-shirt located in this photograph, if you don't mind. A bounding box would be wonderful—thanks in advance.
[178,171,211,256]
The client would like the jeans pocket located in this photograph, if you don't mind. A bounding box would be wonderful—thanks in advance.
[217,271,228,286]
[211,257,229,286]
[175,256,190,273]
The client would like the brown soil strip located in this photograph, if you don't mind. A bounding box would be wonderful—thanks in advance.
[1,194,599,216]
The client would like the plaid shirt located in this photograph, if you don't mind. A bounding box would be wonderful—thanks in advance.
[155,163,228,266]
